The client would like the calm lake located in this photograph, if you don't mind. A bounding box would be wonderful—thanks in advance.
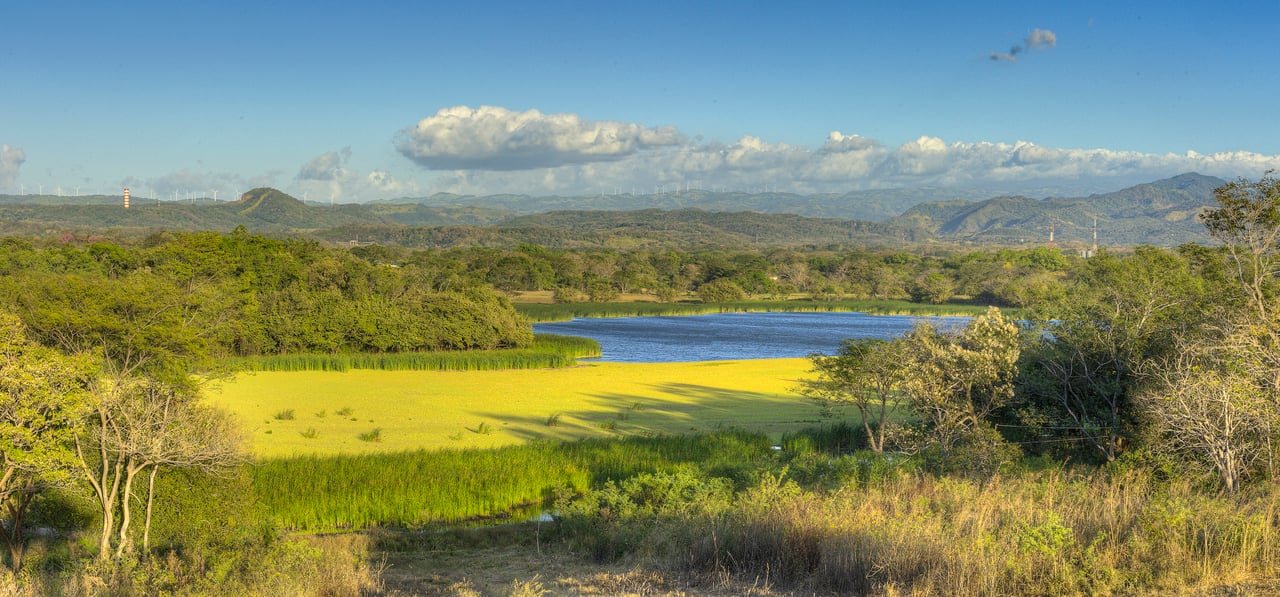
[533,311,970,362]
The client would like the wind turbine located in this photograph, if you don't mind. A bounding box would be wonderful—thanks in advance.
[211,190,218,202]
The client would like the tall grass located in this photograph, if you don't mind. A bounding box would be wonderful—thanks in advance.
[252,431,773,531]
[233,334,600,372]
[557,466,1280,595]
[518,298,1002,322]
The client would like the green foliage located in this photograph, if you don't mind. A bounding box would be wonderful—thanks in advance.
[518,298,997,322]
[232,334,600,372]
[252,432,772,530]
[909,272,955,304]
[696,278,747,303]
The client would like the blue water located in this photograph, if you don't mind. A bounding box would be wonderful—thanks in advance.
[533,311,969,363]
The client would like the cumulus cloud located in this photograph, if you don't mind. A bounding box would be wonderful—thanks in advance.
[991,28,1057,62]
[396,105,685,170]
[1,144,26,189]
[388,105,1280,199]
[297,147,352,181]
[416,128,1280,198]
[294,149,418,201]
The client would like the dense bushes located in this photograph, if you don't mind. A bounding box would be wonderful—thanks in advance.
[0,230,534,356]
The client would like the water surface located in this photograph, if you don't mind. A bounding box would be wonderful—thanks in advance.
[534,311,968,363]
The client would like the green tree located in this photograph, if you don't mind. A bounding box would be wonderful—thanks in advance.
[900,307,1022,475]
[909,272,954,304]
[696,278,746,303]
[0,272,236,560]
[798,338,909,453]
[0,313,93,573]
[1022,248,1205,463]
[1201,171,1280,320]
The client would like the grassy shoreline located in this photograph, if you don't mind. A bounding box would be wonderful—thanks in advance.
[229,333,601,372]
[516,298,1003,322]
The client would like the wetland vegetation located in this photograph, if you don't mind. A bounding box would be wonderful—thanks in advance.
[2,174,1280,595]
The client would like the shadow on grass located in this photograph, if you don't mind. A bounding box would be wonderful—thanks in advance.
[470,381,830,444]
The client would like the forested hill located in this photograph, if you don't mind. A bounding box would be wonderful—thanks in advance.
[0,173,1234,246]
[313,209,922,250]
[371,187,999,222]
[891,173,1226,246]
[0,188,509,234]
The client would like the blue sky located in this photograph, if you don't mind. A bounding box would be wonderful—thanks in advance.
[3,1,1278,201]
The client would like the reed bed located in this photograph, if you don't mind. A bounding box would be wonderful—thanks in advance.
[233,334,600,372]
[252,431,773,531]
[517,299,998,322]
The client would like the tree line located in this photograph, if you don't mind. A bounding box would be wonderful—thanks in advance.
[800,173,1280,492]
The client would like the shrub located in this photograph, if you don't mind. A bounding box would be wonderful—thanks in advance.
[696,278,746,303]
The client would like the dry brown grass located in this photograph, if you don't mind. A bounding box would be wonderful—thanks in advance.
[549,468,1280,596]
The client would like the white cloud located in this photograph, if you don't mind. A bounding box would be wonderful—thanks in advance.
[405,112,1280,197]
[396,105,685,170]
[296,147,352,181]
[1,145,26,190]
[990,28,1057,62]
[294,149,419,201]
[1026,28,1057,49]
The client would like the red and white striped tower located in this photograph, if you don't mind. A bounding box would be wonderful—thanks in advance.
[123,187,130,209]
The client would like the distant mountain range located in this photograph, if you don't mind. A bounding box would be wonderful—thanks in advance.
[889,172,1226,247]
[0,173,1230,247]
[371,186,1000,223]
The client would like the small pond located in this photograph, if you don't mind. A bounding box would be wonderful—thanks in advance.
[533,311,969,363]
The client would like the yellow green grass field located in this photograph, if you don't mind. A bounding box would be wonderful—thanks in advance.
[207,358,840,458]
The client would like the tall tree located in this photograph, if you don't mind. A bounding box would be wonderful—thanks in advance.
[0,312,92,573]
[798,338,908,454]
[1201,171,1280,320]
[1024,248,1205,462]
[1,271,236,560]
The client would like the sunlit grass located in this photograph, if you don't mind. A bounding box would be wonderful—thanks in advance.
[207,358,830,458]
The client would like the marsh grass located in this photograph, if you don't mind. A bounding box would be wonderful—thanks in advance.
[252,432,773,530]
[517,298,1001,322]
[234,334,601,372]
